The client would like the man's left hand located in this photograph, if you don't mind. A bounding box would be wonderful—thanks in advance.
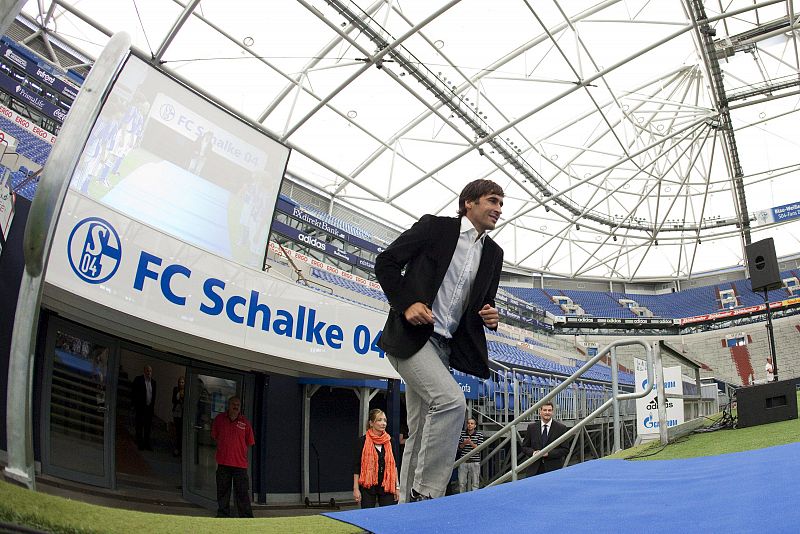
[479,304,499,328]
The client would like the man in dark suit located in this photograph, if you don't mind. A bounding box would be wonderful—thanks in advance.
[132,364,157,450]
[375,179,504,502]
[521,401,569,476]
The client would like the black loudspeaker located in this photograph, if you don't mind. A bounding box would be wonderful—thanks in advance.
[745,238,782,292]
[736,379,798,428]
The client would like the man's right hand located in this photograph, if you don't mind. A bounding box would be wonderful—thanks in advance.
[404,302,434,326]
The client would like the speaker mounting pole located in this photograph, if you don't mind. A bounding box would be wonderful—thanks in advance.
[745,237,782,383]
[763,288,778,382]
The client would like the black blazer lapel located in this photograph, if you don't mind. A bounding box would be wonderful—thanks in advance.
[375,216,461,359]
[431,218,461,298]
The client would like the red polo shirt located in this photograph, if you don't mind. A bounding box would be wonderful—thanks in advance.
[211,412,255,468]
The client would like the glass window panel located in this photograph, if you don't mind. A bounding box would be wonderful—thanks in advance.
[49,330,110,477]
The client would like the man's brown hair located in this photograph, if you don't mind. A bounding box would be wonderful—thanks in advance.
[457,179,504,217]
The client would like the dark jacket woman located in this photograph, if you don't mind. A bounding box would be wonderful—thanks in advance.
[352,409,399,508]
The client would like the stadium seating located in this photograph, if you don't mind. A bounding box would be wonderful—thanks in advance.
[486,340,634,386]
[503,287,568,316]
[504,277,799,320]
[561,289,637,318]
[0,115,52,166]
[310,267,387,304]
[5,165,38,201]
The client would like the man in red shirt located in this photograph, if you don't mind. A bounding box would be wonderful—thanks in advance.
[211,396,255,518]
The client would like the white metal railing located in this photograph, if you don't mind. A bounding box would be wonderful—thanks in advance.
[471,372,638,483]
[456,338,656,487]
[474,366,637,427]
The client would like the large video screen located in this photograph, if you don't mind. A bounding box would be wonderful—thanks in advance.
[69,55,290,269]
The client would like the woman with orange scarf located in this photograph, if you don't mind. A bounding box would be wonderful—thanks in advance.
[353,409,399,508]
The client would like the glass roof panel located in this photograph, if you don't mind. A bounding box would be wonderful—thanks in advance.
[21,0,800,280]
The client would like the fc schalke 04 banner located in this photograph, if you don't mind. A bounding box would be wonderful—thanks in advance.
[47,192,397,378]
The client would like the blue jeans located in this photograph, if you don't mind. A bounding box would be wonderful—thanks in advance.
[389,338,466,502]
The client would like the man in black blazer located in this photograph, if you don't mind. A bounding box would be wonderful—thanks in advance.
[521,401,569,476]
[132,364,157,450]
[375,179,504,502]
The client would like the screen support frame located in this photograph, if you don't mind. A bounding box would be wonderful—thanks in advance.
[5,32,131,490]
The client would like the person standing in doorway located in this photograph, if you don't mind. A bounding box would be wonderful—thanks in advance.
[132,364,157,450]
[375,179,504,502]
[171,376,185,457]
[212,396,255,518]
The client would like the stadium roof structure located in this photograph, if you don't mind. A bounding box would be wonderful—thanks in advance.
[18,0,800,281]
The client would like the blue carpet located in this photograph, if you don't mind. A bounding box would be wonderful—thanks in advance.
[326,442,800,533]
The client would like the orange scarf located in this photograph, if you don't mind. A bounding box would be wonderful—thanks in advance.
[358,429,397,493]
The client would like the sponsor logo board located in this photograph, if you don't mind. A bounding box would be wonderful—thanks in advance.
[634,359,684,434]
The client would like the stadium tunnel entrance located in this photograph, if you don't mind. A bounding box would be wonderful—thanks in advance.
[37,314,256,509]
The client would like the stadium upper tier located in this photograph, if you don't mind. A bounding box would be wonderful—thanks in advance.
[504,279,798,319]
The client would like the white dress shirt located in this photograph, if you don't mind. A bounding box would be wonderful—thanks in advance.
[433,216,486,338]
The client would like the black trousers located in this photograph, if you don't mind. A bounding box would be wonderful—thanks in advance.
[134,407,153,449]
[216,465,253,518]
[173,417,183,454]
[359,485,396,508]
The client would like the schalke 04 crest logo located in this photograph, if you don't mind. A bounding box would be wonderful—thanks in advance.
[67,217,122,284]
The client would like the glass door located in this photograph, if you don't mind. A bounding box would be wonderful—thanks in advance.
[183,365,245,508]
[41,319,119,487]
